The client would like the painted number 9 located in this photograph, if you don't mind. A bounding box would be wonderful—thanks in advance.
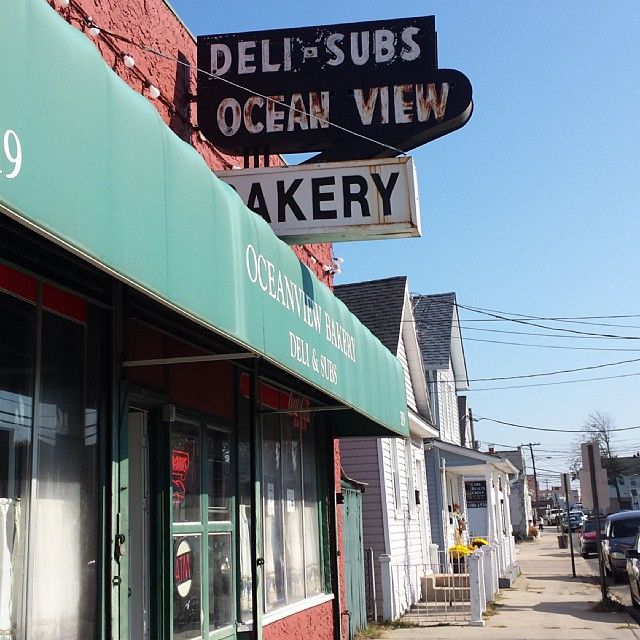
[3,130,22,179]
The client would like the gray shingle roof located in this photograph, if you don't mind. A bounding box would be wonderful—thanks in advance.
[334,277,407,355]
[411,292,457,368]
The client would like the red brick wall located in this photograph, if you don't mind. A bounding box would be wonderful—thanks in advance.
[50,0,334,284]
[334,440,348,640]
[49,2,341,637]
[264,601,334,640]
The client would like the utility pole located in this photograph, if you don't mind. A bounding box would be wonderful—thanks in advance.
[528,443,542,525]
[562,473,576,578]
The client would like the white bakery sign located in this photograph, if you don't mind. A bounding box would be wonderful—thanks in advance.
[217,156,421,243]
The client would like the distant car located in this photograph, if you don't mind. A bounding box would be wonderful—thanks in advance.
[561,511,585,532]
[545,508,562,525]
[580,517,605,558]
[626,529,640,608]
[603,510,640,581]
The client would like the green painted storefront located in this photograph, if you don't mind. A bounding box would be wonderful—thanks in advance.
[0,2,409,639]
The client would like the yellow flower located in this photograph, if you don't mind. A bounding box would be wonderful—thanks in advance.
[471,537,489,547]
[448,544,472,557]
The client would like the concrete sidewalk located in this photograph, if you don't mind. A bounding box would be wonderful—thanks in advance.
[383,530,640,640]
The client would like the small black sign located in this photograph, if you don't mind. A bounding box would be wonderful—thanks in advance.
[197,16,472,161]
[465,480,487,509]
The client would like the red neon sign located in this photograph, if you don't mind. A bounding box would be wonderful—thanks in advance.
[171,450,190,504]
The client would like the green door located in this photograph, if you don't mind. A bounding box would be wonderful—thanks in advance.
[342,483,367,640]
[170,416,236,640]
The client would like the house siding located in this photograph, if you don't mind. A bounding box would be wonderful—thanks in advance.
[398,335,417,413]
[340,437,386,617]
[425,448,445,551]
[436,364,461,447]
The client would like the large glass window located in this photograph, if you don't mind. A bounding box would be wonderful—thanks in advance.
[0,290,35,640]
[0,267,104,640]
[262,398,325,613]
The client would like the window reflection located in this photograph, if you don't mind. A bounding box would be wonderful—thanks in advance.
[173,535,202,640]
[209,534,232,629]
[172,424,201,523]
[0,291,34,640]
[30,309,101,640]
[207,429,231,522]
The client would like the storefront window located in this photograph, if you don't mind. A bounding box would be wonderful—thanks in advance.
[171,418,234,639]
[282,420,305,602]
[262,402,325,613]
[207,430,231,522]
[172,423,201,523]
[208,533,232,629]
[302,424,322,596]
[262,415,285,611]
[0,267,104,640]
[173,534,202,640]
[0,290,34,640]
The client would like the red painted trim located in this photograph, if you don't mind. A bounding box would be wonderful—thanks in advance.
[42,283,87,323]
[0,264,37,302]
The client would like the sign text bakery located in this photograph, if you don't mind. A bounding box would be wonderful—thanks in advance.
[197,16,472,162]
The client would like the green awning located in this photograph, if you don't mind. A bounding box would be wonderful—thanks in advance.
[0,0,409,438]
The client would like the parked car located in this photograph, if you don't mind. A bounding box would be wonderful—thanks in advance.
[603,510,640,581]
[626,529,640,608]
[580,517,605,558]
[561,511,584,532]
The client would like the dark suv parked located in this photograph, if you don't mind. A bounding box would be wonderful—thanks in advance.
[603,510,640,581]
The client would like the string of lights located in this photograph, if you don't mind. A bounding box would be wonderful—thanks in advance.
[58,2,407,158]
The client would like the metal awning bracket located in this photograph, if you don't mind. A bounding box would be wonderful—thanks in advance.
[259,406,349,415]
[122,352,258,367]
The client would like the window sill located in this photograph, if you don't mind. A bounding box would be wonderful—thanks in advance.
[262,593,335,627]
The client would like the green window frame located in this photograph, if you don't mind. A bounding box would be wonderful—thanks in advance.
[170,415,236,640]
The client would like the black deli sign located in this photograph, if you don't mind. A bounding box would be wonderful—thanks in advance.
[465,480,487,509]
[197,17,472,162]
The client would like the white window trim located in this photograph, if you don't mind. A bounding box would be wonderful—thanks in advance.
[390,438,402,516]
[262,593,335,627]
[406,441,416,518]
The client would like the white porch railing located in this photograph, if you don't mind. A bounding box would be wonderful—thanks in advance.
[380,536,517,627]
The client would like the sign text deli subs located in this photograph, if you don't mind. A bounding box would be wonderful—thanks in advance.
[197,17,472,162]
[245,244,355,385]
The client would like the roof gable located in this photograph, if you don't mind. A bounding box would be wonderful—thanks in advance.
[412,292,469,389]
[334,277,407,354]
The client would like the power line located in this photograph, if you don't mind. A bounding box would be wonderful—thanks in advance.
[467,370,640,391]
[461,317,640,329]
[466,356,640,383]
[464,336,640,352]
[476,416,640,434]
[459,325,640,340]
[457,303,640,340]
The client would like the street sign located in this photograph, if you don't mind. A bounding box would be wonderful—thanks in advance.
[217,157,421,243]
[197,17,473,161]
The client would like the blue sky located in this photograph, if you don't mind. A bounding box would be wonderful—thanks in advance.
[169,1,640,479]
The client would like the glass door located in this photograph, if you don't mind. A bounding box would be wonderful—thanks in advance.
[171,417,235,640]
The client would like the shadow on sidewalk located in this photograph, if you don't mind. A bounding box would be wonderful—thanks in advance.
[526,574,601,584]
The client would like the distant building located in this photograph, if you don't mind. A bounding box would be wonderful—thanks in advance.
[494,448,533,538]
[602,456,640,511]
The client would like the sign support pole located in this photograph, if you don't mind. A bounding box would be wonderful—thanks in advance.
[587,443,608,601]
